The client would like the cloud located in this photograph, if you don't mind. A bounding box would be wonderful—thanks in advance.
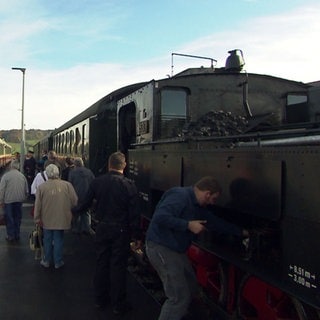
[174,4,320,82]
[1,2,319,130]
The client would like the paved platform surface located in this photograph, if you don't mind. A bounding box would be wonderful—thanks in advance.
[0,202,161,320]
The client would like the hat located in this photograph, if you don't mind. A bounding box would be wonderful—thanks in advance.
[28,150,34,154]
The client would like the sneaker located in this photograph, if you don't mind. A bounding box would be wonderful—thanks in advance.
[55,261,65,269]
[40,260,50,268]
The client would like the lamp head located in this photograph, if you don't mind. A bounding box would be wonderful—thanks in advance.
[12,67,26,72]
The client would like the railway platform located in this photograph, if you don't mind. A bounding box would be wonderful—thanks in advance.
[0,201,161,320]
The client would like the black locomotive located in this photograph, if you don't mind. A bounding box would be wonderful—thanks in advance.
[34,50,320,319]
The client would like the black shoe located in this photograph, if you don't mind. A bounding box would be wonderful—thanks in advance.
[5,236,15,243]
[94,297,110,310]
[95,303,107,310]
[112,302,132,315]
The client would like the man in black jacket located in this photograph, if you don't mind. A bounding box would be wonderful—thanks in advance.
[76,151,141,314]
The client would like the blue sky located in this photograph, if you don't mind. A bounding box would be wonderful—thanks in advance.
[0,0,319,130]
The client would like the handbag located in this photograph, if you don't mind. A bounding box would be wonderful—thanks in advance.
[29,225,43,251]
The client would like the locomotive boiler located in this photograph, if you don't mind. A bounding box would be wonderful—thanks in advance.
[34,49,320,319]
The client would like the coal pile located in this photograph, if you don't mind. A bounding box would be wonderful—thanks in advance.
[180,110,249,137]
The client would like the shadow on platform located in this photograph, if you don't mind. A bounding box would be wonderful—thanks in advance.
[0,202,160,320]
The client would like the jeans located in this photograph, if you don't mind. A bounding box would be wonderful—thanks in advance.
[42,229,64,266]
[146,241,199,320]
[4,202,23,240]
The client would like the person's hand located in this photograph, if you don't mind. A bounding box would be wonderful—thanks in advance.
[131,240,142,251]
[188,220,207,234]
[34,220,42,227]
[243,229,250,237]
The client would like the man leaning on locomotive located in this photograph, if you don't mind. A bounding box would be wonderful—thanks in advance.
[145,176,249,320]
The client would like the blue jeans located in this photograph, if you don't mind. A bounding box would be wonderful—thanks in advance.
[4,202,23,240]
[42,229,64,266]
[146,241,199,320]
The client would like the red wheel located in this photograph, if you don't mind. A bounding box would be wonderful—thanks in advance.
[237,274,308,320]
[187,245,228,307]
[206,262,228,307]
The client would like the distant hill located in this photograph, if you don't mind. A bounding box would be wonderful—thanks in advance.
[0,129,52,144]
[0,129,52,153]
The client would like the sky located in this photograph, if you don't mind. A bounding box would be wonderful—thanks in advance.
[0,0,319,130]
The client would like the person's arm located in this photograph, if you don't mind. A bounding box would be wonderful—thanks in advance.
[152,190,189,231]
[0,178,5,204]
[72,181,95,213]
[188,220,207,234]
[67,182,78,208]
[126,181,143,240]
[204,211,244,238]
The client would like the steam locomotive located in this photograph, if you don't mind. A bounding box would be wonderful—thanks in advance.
[33,50,320,319]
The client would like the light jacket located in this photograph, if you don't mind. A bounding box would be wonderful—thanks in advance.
[0,168,28,204]
[34,179,78,230]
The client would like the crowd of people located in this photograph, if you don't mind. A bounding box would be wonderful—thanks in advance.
[0,150,143,316]
[0,149,249,319]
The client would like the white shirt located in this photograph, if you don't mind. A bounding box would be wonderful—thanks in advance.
[31,171,48,195]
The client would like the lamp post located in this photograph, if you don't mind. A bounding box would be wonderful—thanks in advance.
[12,67,26,173]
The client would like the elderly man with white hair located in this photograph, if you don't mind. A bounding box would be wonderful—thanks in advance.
[0,160,28,242]
[34,164,78,269]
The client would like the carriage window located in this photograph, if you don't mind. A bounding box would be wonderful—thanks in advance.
[286,94,308,123]
[65,132,69,154]
[61,134,65,154]
[119,102,136,153]
[160,89,187,138]
[81,124,86,156]
[75,128,81,154]
[70,130,74,154]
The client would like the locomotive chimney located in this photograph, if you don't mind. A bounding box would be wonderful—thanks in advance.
[225,49,245,72]
[225,49,252,118]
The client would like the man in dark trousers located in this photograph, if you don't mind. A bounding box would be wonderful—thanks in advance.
[75,151,141,315]
[146,176,249,320]
[68,157,94,234]
[23,150,37,198]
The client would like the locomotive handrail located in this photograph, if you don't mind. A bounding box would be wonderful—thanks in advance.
[132,126,320,148]
[171,52,217,76]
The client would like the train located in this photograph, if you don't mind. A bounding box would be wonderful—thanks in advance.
[0,137,12,173]
[33,49,320,319]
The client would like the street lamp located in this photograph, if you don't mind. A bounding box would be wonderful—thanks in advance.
[12,67,26,173]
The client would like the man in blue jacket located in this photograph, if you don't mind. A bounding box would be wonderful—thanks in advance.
[146,176,248,320]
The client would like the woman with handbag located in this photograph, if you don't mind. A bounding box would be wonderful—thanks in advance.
[34,164,78,269]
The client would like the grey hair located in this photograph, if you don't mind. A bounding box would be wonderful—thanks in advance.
[45,164,60,179]
[10,160,20,170]
[73,157,84,167]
